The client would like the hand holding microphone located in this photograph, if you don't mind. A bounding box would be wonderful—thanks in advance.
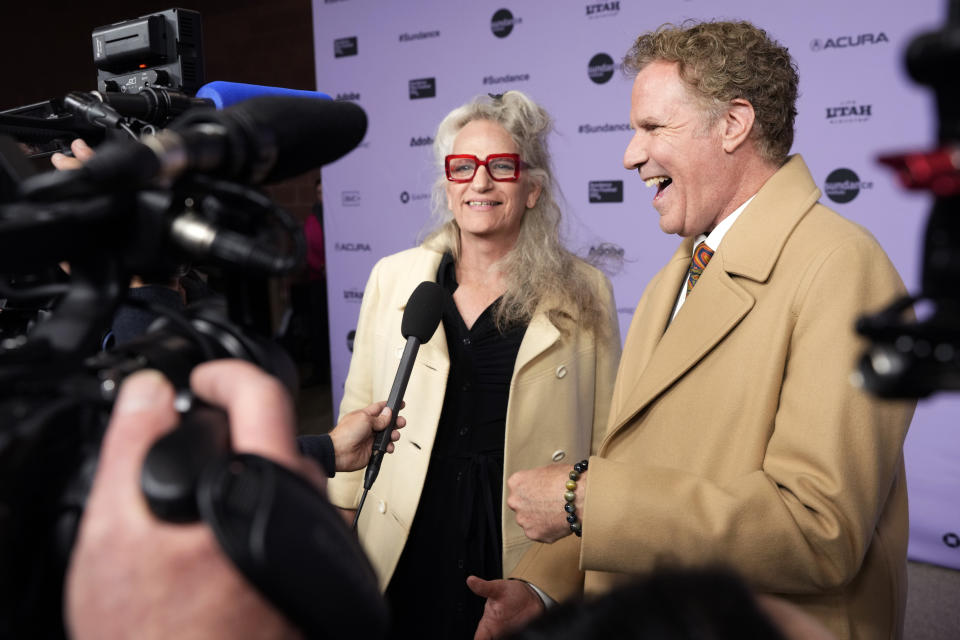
[297,400,408,476]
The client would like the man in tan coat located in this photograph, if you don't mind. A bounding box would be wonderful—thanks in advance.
[470,20,916,640]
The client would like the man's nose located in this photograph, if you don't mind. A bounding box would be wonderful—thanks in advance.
[623,132,647,171]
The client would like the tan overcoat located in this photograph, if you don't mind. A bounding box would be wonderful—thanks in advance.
[327,245,621,589]
[513,156,916,640]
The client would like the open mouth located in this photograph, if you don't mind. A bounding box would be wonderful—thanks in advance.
[466,200,501,207]
[644,175,672,199]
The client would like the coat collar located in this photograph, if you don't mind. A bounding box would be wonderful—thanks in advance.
[721,155,823,283]
[397,246,561,375]
[396,247,449,369]
[602,155,822,443]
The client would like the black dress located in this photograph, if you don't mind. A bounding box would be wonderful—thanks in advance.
[385,253,527,639]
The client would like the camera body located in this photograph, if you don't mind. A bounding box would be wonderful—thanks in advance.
[93,8,204,95]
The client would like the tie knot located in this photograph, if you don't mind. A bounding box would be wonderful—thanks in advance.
[693,242,714,270]
[686,242,714,295]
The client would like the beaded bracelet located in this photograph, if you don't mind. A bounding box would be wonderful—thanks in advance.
[564,459,588,537]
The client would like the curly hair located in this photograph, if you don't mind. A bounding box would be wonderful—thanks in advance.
[623,20,798,164]
[421,91,608,334]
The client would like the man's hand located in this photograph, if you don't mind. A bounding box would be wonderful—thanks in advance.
[66,361,312,640]
[506,463,585,543]
[329,401,406,472]
[50,138,95,170]
[468,577,544,639]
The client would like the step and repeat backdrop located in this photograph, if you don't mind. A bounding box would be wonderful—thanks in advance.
[311,0,960,568]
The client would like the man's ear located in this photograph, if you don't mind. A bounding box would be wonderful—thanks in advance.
[721,98,755,154]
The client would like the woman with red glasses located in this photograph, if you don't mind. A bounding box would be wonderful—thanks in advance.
[327,91,621,639]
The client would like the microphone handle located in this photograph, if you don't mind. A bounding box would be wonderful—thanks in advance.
[363,336,421,491]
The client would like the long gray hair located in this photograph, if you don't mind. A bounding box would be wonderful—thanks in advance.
[422,91,607,334]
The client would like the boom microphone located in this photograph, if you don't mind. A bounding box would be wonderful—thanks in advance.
[20,95,368,199]
[355,281,443,526]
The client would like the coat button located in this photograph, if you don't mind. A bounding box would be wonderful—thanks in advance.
[378,500,387,514]
[556,366,567,378]
[552,450,566,462]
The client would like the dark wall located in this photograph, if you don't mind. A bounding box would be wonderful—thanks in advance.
[2,1,321,222]
[2,1,316,110]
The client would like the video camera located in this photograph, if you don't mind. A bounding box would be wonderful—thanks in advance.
[0,8,211,163]
[0,9,381,640]
[856,0,960,398]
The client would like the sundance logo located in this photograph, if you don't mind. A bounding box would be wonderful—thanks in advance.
[810,32,888,52]
[824,168,873,204]
[578,122,630,134]
[341,191,361,206]
[335,91,360,101]
[588,53,615,84]
[334,36,358,58]
[586,1,619,18]
[491,9,521,38]
[343,289,364,302]
[482,72,530,86]
[409,77,436,99]
[399,30,440,42]
[589,180,623,203]
[334,242,371,252]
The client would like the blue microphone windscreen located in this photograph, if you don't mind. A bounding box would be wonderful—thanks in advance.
[196,81,332,109]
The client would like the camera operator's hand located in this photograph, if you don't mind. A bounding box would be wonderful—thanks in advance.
[66,361,318,640]
[50,138,95,170]
[330,401,406,472]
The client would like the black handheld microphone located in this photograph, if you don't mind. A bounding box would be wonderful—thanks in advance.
[355,281,443,526]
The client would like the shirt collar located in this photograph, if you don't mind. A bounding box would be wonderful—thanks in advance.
[692,194,757,255]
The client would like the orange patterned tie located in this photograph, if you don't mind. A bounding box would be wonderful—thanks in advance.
[686,241,714,295]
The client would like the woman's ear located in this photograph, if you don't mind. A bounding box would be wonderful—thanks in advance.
[526,179,543,209]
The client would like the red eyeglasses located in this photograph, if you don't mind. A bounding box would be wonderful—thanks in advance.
[444,153,523,182]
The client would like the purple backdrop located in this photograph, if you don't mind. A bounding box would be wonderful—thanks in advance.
[311,0,960,569]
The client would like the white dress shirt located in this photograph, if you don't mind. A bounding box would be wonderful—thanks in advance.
[670,195,756,322]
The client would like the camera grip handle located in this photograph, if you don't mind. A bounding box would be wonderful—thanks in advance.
[141,401,230,522]
[198,453,389,639]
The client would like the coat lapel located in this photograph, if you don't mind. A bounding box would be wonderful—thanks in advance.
[514,311,560,376]
[390,247,563,375]
[397,248,450,371]
[606,259,754,440]
[603,155,822,443]
[634,242,693,362]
